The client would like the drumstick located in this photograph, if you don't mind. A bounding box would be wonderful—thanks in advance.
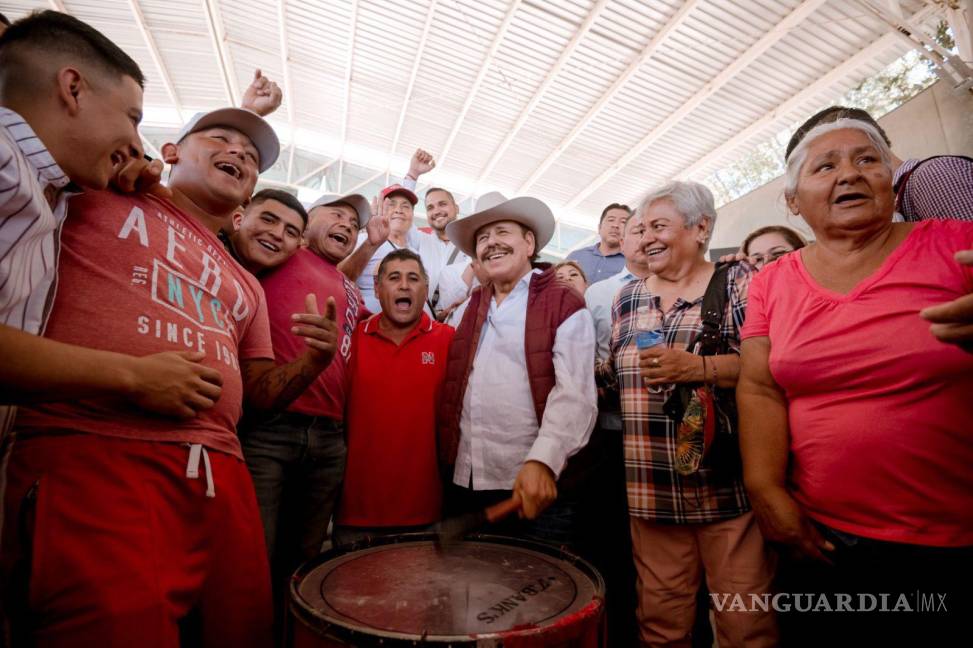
[432,494,522,550]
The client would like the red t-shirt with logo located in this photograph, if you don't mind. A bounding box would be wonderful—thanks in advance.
[16,192,274,459]
[337,313,454,527]
[258,248,363,420]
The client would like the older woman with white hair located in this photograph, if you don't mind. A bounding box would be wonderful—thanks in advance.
[603,180,777,647]
[738,118,973,644]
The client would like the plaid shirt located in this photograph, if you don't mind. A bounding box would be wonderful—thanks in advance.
[894,156,973,222]
[604,264,752,523]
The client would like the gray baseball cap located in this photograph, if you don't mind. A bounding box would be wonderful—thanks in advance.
[309,193,371,228]
[175,107,280,172]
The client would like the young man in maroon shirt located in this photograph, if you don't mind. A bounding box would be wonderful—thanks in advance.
[333,249,455,546]
[239,191,387,633]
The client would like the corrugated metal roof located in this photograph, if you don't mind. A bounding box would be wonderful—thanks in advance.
[1,0,948,254]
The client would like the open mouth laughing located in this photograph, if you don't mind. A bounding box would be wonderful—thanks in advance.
[214,160,243,179]
[328,230,350,246]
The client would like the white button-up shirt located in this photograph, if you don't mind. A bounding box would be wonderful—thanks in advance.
[584,267,640,362]
[584,267,640,431]
[400,177,470,307]
[451,269,598,490]
[413,230,468,304]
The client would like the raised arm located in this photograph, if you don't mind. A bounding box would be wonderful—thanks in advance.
[337,197,389,281]
[737,336,833,563]
[404,148,435,186]
[240,69,282,117]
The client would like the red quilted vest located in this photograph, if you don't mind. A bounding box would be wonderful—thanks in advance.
[436,266,585,467]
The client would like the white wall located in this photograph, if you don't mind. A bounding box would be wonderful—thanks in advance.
[710,80,973,251]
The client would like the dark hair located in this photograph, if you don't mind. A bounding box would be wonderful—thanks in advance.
[785,106,891,160]
[377,248,427,281]
[741,226,807,256]
[599,202,632,225]
[248,188,308,227]
[425,186,456,204]
[0,10,145,97]
[0,13,11,27]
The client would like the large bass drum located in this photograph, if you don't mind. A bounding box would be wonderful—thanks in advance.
[289,533,605,647]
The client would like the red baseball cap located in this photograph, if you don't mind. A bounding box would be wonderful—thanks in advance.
[380,184,418,206]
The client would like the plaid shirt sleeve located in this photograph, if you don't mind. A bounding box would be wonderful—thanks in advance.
[896,156,973,222]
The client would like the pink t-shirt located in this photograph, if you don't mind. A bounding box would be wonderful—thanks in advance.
[741,220,973,547]
[258,248,363,420]
[15,192,274,459]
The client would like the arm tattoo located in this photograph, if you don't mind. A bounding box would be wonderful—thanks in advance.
[242,359,322,413]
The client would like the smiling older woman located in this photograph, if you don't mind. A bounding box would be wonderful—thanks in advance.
[604,181,777,647]
[737,118,973,644]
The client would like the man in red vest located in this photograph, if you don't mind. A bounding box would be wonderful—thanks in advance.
[438,192,597,545]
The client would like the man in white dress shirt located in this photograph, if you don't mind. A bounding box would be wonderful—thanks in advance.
[399,149,470,317]
[586,212,651,417]
[436,192,597,543]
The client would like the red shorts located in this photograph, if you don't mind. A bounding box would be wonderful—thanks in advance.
[0,433,272,648]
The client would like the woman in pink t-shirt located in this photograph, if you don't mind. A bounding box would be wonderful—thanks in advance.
[737,118,973,645]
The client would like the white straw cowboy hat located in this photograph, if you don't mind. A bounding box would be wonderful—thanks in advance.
[446,191,555,259]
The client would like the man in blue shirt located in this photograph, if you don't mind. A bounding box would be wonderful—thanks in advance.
[566,202,630,284]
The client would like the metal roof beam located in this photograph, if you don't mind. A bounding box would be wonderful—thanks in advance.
[516,0,701,194]
[673,4,940,184]
[339,0,361,160]
[474,0,610,189]
[293,159,338,186]
[564,0,827,209]
[126,0,183,118]
[277,0,296,136]
[343,169,384,195]
[859,0,972,88]
[202,0,239,105]
[436,0,524,169]
[945,0,972,64]
[388,0,440,161]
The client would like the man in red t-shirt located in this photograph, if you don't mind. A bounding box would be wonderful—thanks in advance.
[333,249,455,546]
[240,191,380,616]
[1,108,341,648]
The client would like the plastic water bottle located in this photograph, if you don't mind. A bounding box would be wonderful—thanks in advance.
[635,329,664,350]
[636,329,665,394]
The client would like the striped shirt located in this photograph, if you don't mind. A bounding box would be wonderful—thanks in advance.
[0,107,79,437]
[603,264,752,523]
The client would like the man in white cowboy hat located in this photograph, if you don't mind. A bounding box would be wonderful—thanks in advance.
[437,192,598,541]
[239,190,371,630]
[2,106,339,647]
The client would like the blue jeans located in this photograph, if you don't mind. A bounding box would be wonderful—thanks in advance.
[241,412,346,577]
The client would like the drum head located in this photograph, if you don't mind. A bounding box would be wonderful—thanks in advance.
[291,534,604,643]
